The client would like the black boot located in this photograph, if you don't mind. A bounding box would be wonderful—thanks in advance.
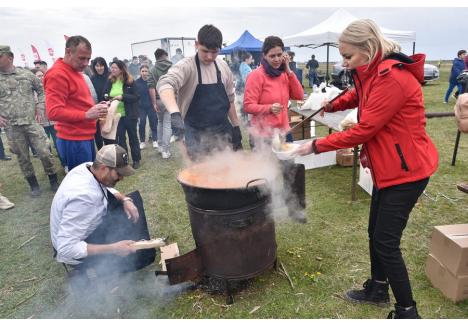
[48,173,59,192]
[25,175,41,197]
[344,279,390,307]
[387,302,421,319]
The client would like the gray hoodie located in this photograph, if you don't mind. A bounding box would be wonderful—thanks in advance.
[147,59,173,99]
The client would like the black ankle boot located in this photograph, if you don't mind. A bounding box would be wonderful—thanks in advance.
[387,302,421,319]
[344,279,390,307]
[26,175,41,197]
[48,173,59,192]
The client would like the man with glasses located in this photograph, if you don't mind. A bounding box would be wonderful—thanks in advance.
[50,144,155,282]
[157,24,242,160]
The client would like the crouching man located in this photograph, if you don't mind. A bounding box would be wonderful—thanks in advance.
[50,144,155,282]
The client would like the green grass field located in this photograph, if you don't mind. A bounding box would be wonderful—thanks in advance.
[0,62,467,319]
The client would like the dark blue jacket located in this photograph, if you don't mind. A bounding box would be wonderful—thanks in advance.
[135,78,152,109]
[450,58,465,83]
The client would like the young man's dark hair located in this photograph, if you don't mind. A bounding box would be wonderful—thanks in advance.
[65,35,91,51]
[154,48,168,60]
[458,50,467,57]
[261,36,284,55]
[197,24,223,50]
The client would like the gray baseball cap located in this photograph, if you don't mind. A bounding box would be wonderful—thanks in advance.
[96,144,135,176]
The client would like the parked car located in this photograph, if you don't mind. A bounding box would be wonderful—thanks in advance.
[331,62,440,89]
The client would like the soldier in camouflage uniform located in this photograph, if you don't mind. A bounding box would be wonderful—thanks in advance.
[0,45,59,197]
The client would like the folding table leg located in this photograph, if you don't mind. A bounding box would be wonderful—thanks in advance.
[351,146,359,201]
[451,130,461,166]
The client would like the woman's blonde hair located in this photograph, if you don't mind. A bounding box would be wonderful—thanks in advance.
[339,19,401,64]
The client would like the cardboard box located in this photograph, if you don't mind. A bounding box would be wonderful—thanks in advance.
[336,148,354,167]
[425,253,468,303]
[293,140,336,169]
[358,163,373,195]
[429,224,468,276]
[160,243,180,271]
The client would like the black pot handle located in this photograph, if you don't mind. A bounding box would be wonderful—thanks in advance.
[246,178,267,189]
[226,215,254,229]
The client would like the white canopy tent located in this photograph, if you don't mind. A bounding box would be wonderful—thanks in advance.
[283,8,416,83]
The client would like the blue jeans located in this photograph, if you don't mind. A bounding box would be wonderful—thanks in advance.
[0,128,6,158]
[444,81,462,102]
[138,105,158,142]
[308,70,318,87]
[156,99,172,152]
[368,177,429,307]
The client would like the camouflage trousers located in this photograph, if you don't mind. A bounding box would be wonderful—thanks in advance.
[5,123,56,178]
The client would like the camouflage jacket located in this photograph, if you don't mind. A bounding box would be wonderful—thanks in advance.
[0,67,45,125]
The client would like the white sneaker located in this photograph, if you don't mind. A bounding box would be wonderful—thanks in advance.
[162,151,171,159]
[0,195,14,210]
[158,146,163,153]
[153,141,159,149]
[170,135,176,143]
[140,142,146,149]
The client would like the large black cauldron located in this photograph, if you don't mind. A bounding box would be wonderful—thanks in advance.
[187,198,276,280]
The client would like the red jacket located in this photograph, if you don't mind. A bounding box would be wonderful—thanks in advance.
[315,53,438,189]
[44,58,96,140]
[243,66,304,137]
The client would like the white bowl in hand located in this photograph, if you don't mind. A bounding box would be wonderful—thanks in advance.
[272,143,300,160]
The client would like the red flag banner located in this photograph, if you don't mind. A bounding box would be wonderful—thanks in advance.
[31,45,41,61]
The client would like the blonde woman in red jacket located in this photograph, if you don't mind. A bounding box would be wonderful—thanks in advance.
[244,36,307,223]
[297,19,438,319]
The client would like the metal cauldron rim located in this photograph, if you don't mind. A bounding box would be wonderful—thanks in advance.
[176,173,268,192]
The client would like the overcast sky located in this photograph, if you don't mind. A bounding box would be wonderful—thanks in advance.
[1,4,467,67]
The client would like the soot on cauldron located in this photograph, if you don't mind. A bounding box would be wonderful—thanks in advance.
[164,150,281,304]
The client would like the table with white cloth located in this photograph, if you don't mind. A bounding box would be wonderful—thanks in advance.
[289,106,362,201]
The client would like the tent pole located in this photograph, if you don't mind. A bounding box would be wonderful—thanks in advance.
[326,43,330,85]
[412,42,415,55]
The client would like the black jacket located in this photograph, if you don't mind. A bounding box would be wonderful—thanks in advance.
[91,73,110,102]
[103,79,140,119]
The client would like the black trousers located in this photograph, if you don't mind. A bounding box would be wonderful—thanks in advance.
[78,190,155,275]
[94,121,103,150]
[116,117,141,162]
[280,160,306,213]
[368,177,429,307]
